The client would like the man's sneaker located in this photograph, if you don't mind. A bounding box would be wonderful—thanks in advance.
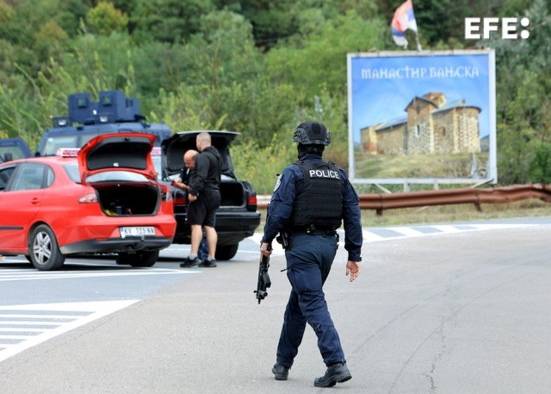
[272,363,289,381]
[180,257,200,268]
[314,363,351,388]
[199,258,217,268]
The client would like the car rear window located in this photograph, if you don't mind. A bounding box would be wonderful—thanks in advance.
[63,164,149,183]
[64,164,80,183]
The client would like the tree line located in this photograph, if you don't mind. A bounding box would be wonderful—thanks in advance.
[0,0,549,192]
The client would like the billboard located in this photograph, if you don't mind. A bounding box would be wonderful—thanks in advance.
[347,50,496,184]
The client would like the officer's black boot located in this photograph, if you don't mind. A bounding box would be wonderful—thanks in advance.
[272,363,289,381]
[314,363,351,387]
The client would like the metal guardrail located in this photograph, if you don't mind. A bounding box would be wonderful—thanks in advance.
[257,184,551,215]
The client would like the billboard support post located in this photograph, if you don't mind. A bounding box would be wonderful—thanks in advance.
[374,184,392,194]
[470,179,494,189]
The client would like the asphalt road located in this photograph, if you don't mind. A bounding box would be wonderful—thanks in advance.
[0,219,550,393]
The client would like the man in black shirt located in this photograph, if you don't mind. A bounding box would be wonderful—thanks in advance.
[172,150,209,263]
[180,132,222,268]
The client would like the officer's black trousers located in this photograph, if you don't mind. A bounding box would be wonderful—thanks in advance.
[276,233,345,368]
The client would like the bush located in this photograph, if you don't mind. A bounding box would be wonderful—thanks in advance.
[232,138,297,194]
[530,143,551,184]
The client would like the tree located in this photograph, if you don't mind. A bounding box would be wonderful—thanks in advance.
[0,0,14,25]
[266,12,387,100]
[132,0,215,43]
[33,21,69,61]
[492,0,551,183]
[86,2,129,35]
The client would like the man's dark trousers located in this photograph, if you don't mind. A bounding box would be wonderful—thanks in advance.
[276,233,345,368]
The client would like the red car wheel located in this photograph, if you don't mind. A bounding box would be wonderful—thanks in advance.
[29,225,65,271]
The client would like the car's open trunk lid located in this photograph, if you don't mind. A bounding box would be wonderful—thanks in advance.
[163,131,251,210]
[78,132,157,183]
[161,131,238,179]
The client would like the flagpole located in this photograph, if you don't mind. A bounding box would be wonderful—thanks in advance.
[410,0,422,51]
[415,31,422,51]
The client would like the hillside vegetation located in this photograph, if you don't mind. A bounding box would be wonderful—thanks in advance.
[0,0,549,192]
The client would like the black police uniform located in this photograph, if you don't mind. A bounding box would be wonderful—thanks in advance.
[262,123,362,380]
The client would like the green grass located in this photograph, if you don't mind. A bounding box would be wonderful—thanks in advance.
[362,199,551,227]
[355,151,489,179]
[257,199,551,229]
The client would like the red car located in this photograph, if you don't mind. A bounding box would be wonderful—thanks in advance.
[0,133,176,270]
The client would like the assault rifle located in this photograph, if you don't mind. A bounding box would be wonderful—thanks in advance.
[254,251,271,304]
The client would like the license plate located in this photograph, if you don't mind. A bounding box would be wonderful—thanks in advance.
[120,226,156,239]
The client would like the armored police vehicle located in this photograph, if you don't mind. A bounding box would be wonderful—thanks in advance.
[37,90,171,156]
[0,137,32,163]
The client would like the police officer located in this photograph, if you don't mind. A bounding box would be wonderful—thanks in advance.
[260,121,362,388]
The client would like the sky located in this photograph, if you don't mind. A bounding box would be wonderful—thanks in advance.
[350,53,493,145]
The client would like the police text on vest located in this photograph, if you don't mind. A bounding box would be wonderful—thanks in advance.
[309,169,340,179]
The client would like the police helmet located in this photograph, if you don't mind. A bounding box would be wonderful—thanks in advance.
[293,122,331,145]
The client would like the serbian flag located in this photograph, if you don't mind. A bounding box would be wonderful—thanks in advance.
[391,0,418,47]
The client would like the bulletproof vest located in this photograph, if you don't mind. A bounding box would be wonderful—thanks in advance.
[291,160,343,230]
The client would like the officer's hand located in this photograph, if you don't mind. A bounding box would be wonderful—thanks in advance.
[188,194,197,202]
[260,242,272,257]
[346,261,360,282]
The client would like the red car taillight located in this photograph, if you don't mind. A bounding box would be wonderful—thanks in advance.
[174,195,187,206]
[79,193,98,204]
[247,194,257,206]
[247,194,257,211]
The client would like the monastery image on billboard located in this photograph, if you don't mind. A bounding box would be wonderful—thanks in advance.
[348,51,495,182]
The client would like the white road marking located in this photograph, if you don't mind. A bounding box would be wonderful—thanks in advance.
[0,335,31,340]
[0,300,138,363]
[0,321,61,326]
[429,225,464,233]
[0,328,45,332]
[360,223,541,243]
[360,231,387,242]
[0,268,199,282]
[0,314,83,319]
[247,223,547,247]
[385,226,425,237]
